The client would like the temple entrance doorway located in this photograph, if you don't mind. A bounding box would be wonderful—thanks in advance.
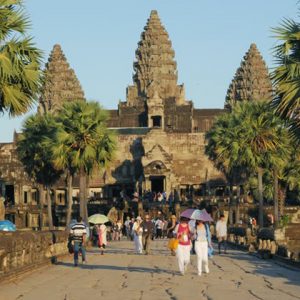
[150,176,165,193]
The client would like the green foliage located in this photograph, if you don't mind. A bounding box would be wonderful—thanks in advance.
[0,0,43,116]
[272,18,300,140]
[17,113,62,187]
[52,100,116,175]
[279,214,291,227]
[205,101,290,180]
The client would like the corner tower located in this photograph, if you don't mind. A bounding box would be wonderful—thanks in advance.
[225,43,273,110]
[38,44,85,114]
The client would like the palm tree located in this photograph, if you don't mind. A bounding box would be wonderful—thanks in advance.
[17,114,62,229]
[206,101,290,227]
[272,18,300,140]
[0,0,43,116]
[54,100,116,224]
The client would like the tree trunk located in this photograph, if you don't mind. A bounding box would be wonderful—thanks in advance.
[229,184,233,225]
[66,172,73,228]
[235,185,241,225]
[273,169,279,227]
[258,167,264,227]
[38,184,44,230]
[46,187,54,230]
[79,167,88,224]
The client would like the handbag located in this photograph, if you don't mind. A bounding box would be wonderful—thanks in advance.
[168,238,179,251]
[67,240,74,254]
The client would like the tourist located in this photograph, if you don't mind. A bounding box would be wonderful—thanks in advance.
[155,217,164,239]
[174,217,192,275]
[167,215,178,256]
[142,214,154,255]
[124,216,131,240]
[133,216,143,254]
[216,214,227,254]
[97,223,107,255]
[194,220,212,276]
[70,216,87,266]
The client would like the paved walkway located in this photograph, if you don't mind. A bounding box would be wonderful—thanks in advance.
[1,240,300,300]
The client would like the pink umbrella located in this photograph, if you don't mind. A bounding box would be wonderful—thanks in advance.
[199,209,213,222]
[180,208,196,219]
[180,208,213,222]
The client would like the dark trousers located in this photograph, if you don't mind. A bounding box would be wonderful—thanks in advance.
[142,233,152,254]
[156,229,162,239]
[218,236,227,253]
[74,241,86,265]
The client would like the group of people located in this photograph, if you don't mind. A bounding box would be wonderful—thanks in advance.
[69,213,228,276]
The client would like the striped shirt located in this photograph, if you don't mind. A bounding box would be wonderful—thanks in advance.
[70,222,87,242]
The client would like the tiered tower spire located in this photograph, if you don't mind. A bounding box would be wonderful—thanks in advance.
[39,44,85,114]
[126,10,185,106]
[225,43,272,110]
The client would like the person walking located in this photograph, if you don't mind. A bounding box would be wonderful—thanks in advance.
[194,220,212,276]
[142,214,154,255]
[124,216,131,240]
[70,216,87,266]
[216,214,227,254]
[167,215,177,256]
[97,223,107,255]
[174,217,192,275]
[133,216,143,254]
[155,217,164,239]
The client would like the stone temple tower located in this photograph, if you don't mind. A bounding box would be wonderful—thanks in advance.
[115,10,188,130]
[225,43,273,110]
[127,10,185,106]
[38,44,85,114]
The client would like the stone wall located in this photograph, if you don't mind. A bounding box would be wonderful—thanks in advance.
[0,230,68,278]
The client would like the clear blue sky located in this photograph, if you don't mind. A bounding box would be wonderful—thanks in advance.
[0,0,298,142]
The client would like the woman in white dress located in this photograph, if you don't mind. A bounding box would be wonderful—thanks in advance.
[132,216,143,254]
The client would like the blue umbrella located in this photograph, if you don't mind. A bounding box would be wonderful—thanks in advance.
[0,220,16,232]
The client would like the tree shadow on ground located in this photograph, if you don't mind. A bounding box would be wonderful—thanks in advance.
[55,261,175,275]
[213,247,300,287]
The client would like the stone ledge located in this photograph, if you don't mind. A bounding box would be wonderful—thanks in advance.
[0,230,69,280]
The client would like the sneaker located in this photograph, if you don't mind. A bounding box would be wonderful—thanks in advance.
[198,273,202,276]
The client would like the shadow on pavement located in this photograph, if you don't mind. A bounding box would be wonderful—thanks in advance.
[214,248,300,286]
[55,261,175,275]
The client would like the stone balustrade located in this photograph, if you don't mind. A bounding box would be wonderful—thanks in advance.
[0,230,68,278]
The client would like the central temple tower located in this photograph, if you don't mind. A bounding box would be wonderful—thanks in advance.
[127,10,186,106]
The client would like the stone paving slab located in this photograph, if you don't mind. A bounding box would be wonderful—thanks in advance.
[0,239,299,300]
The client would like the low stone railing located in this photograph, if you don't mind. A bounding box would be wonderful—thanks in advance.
[0,230,69,278]
[227,226,257,251]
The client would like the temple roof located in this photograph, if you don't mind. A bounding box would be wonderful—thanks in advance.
[131,10,178,100]
[38,44,85,114]
[225,43,273,110]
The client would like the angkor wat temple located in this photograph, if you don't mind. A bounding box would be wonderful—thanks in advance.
[0,11,272,228]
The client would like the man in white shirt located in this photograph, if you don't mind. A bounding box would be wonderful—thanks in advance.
[216,214,227,254]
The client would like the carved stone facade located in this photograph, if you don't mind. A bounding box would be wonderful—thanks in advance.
[0,11,273,227]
